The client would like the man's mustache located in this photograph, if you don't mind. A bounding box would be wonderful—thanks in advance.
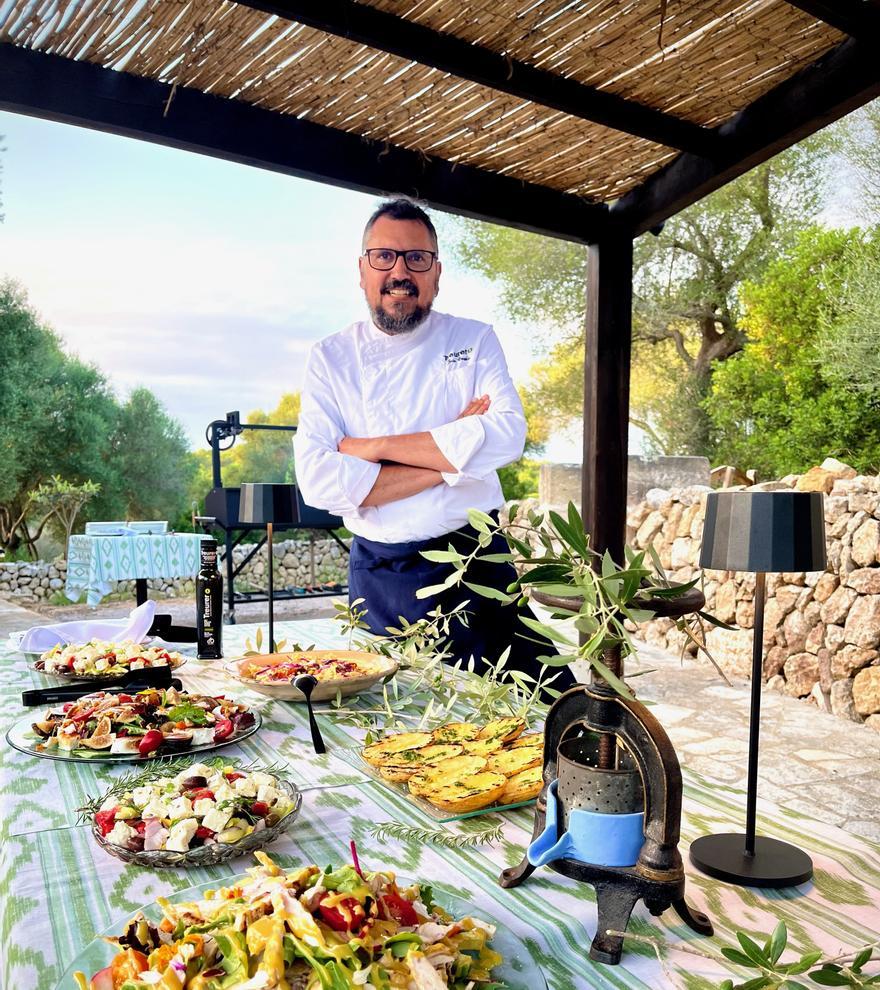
[381,279,417,295]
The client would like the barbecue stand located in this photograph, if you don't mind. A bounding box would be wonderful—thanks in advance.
[198,411,349,623]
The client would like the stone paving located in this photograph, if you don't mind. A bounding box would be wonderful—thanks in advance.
[4,594,879,842]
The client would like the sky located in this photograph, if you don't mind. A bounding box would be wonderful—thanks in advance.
[0,109,585,462]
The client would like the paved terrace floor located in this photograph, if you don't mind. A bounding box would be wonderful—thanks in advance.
[5,594,879,843]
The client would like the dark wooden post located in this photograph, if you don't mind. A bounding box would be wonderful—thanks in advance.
[582,235,634,769]
[581,236,634,564]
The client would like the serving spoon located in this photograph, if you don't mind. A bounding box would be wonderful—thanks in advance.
[293,674,326,754]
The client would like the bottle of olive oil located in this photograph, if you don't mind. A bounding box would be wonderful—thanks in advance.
[196,539,223,659]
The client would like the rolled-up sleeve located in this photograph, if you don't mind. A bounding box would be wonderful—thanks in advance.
[429,329,527,486]
[293,347,381,516]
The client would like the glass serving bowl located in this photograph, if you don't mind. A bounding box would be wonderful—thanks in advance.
[91,778,302,868]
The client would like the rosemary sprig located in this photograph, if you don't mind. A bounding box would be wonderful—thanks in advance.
[369,818,506,848]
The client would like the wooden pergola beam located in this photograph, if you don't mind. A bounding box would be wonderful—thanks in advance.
[0,45,612,244]
[783,0,880,40]
[613,37,880,236]
[233,0,721,157]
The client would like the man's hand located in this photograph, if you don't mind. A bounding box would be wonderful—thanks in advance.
[457,394,490,419]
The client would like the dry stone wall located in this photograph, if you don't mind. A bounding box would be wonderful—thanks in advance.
[624,460,880,730]
[0,538,349,604]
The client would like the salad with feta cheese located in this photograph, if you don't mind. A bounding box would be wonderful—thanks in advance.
[29,686,257,758]
[35,639,186,679]
[74,851,504,989]
[86,760,300,864]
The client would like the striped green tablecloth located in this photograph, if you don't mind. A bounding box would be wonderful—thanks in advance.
[65,533,208,607]
[2,619,880,990]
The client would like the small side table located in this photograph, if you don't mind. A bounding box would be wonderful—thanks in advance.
[65,533,208,639]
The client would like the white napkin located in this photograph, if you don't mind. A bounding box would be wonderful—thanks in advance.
[16,600,158,653]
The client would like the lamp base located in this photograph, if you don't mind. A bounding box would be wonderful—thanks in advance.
[689,833,812,888]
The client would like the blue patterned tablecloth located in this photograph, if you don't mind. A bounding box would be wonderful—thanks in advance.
[65,533,209,607]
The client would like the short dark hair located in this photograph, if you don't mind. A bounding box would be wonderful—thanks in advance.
[362,198,438,252]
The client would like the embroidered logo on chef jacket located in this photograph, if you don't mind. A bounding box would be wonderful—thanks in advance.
[443,347,473,366]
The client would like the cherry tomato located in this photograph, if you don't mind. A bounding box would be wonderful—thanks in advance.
[382,890,418,927]
[134,820,146,835]
[224,771,245,782]
[137,729,164,756]
[250,801,270,817]
[195,826,215,840]
[95,808,118,836]
[318,895,365,933]
[213,719,234,742]
[118,694,133,703]
[190,788,215,802]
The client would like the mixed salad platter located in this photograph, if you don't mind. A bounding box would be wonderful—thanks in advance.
[34,640,187,680]
[69,851,524,990]
[225,650,398,702]
[7,686,260,762]
[358,718,544,821]
[86,759,302,867]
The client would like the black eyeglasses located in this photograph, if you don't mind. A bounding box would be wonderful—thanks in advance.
[363,248,438,272]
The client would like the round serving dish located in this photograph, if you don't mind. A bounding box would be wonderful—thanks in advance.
[91,777,302,868]
[225,649,398,702]
[31,648,186,681]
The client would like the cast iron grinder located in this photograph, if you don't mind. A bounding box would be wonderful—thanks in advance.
[501,589,714,964]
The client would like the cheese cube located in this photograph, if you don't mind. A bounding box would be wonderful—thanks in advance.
[165,818,199,852]
[167,796,194,820]
[233,776,257,798]
[106,821,136,846]
[193,798,215,817]
[256,784,281,806]
[200,806,233,834]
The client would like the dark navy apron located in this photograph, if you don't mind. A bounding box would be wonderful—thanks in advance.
[349,514,575,693]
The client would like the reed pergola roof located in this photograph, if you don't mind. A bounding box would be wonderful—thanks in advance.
[1,1,878,242]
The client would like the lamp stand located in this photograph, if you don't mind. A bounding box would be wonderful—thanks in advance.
[267,521,275,653]
[689,571,813,887]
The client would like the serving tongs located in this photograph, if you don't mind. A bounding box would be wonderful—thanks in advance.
[21,662,181,707]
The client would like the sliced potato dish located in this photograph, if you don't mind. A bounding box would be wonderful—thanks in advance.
[361,719,544,813]
[430,721,480,745]
[508,732,543,750]
[423,772,508,812]
[477,717,526,744]
[408,755,489,797]
[361,731,433,766]
[486,746,542,777]
[500,765,544,804]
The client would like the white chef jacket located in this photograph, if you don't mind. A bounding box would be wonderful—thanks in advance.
[293,310,527,543]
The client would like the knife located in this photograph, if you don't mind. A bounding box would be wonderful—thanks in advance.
[21,665,181,707]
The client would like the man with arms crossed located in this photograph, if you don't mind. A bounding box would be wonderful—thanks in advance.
[294,198,572,689]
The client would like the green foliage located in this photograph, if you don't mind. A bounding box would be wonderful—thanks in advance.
[0,279,197,551]
[450,135,838,457]
[715,921,879,989]
[497,457,540,501]
[417,503,727,694]
[369,818,505,849]
[816,234,880,398]
[110,387,196,522]
[705,227,880,477]
[28,476,101,546]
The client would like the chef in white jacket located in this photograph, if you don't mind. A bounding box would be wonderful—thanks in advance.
[294,198,572,688]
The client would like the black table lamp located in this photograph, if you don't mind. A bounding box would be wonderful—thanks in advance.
[239,483,298,652]
[690,490,826,887]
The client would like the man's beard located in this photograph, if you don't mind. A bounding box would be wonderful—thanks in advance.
[370,279,432,335]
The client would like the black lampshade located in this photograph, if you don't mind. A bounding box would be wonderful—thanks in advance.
[238,483,298,526]
[700,491,826,573]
